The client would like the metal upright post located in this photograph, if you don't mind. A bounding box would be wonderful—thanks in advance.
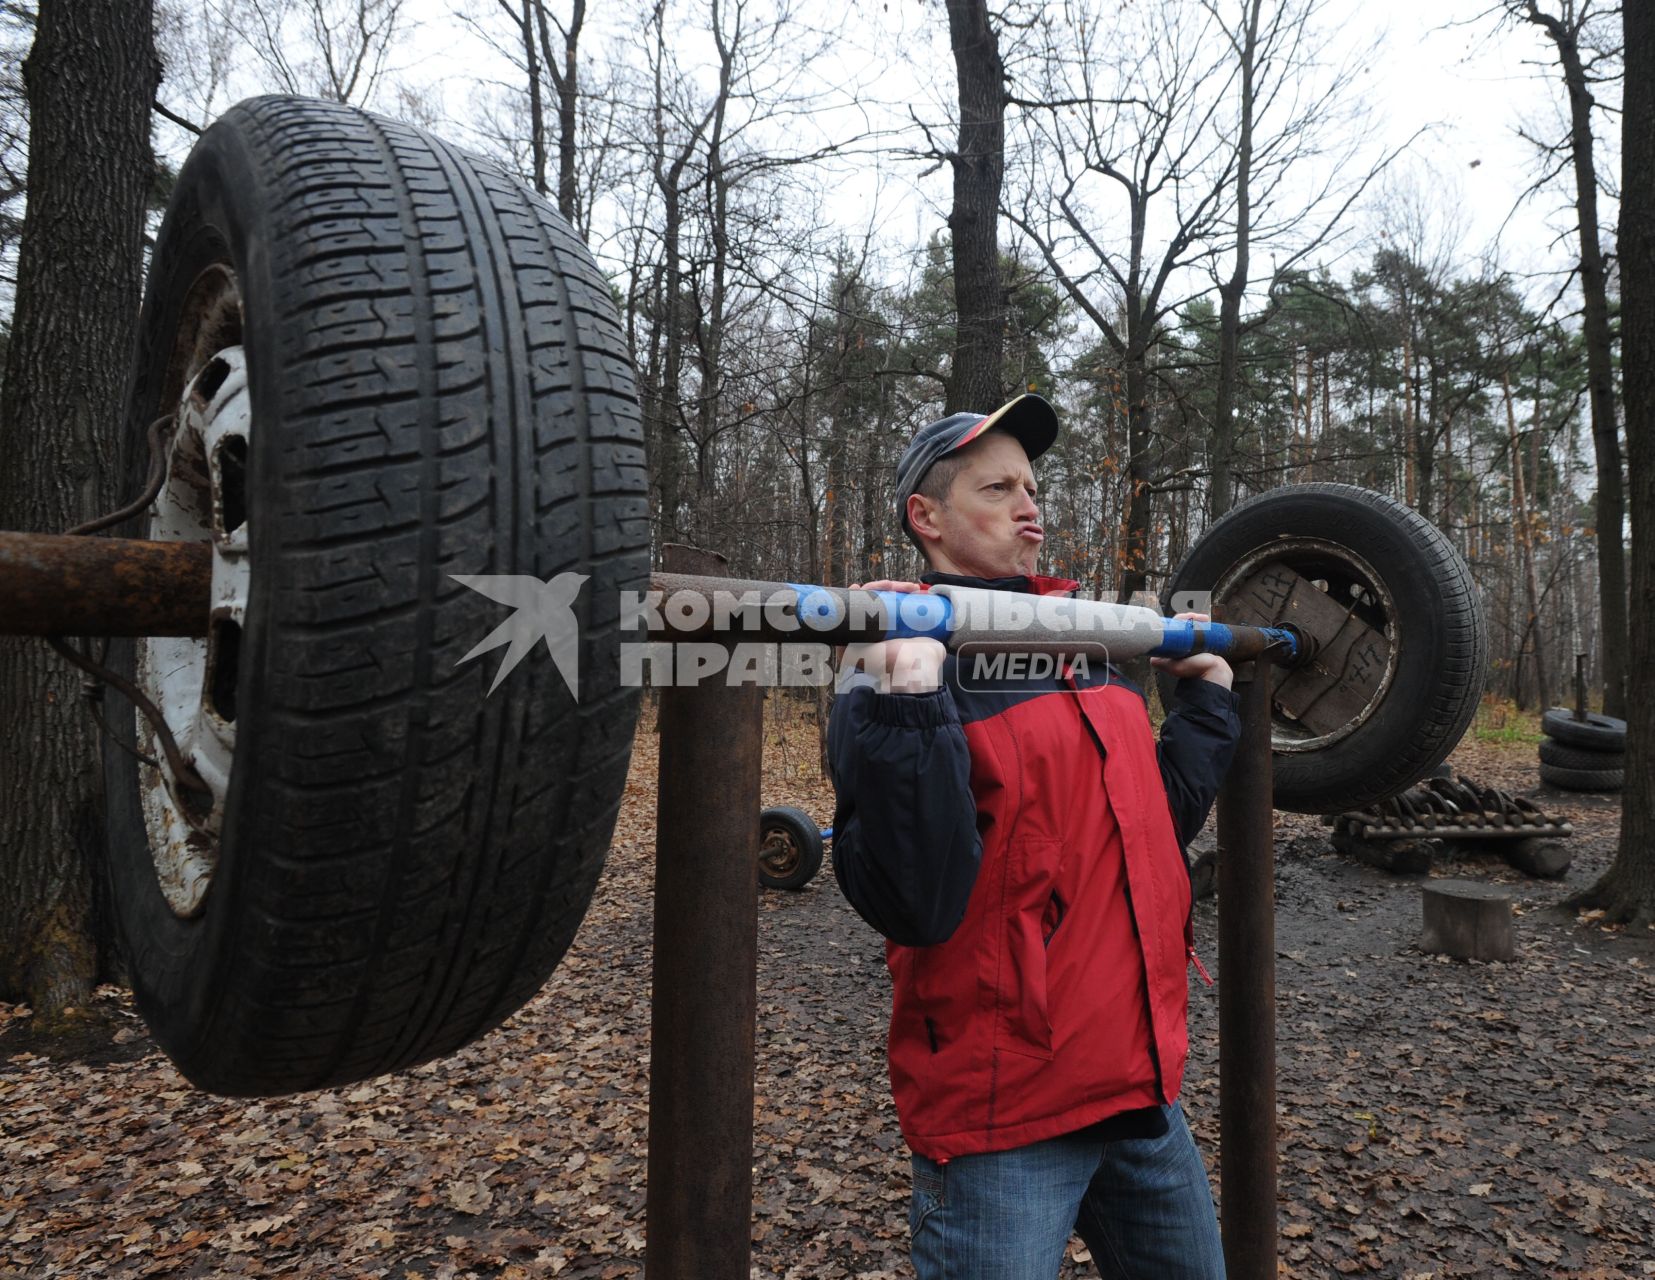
[1216,666,1278,1278]
[645,544,765,1280]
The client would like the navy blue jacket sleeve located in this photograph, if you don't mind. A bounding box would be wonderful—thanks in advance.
[827,673,983,947]
[1157,676,1242,849]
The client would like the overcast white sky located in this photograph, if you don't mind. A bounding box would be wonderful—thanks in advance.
[160,0,1616,317]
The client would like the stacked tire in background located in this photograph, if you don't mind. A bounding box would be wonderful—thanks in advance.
[1539,708,1627,791]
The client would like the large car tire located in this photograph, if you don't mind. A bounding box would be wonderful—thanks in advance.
[1540,708,1626,752]
[103,96,648,1096]
[1163,484,1486,814]
[1538,738,1624,771]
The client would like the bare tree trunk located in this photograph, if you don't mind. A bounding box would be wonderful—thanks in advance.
[1118,355,1153,604]
[557,0,584,222]
[0,0,159,1015]
[943,0,1005,413]
[1209,0,1260,518]
[1297,347,1310,466]
[1504,366,1550,709]
[688,0,738,548]
[1506,510,1526,706]
[1573,0,1653,925]
[1416,359,1437,517]
[535,0,585,223]
[1321,355,1330,482]
[647,8,691,549]
[825,285,850,585]
[517,0,548,194]
[1522,1,1628,716]
[860,376,887,581]
[1402,336,1416,507]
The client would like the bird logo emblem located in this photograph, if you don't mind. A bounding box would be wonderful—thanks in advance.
[451,572,589,695]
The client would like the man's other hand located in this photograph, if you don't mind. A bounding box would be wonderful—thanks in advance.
[841,580,946,694]
[1149,611,1234,690]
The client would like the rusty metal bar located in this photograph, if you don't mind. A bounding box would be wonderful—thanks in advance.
[1216,667,1278,1278]
[0,531,210,636]
[645,545,764,1280]
[0,541,1304,671]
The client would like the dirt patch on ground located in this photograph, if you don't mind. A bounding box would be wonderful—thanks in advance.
[0,996,153,1071]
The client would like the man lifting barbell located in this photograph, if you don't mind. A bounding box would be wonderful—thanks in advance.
[828,395,1239,1279]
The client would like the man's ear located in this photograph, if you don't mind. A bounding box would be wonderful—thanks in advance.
[906,492,943,547]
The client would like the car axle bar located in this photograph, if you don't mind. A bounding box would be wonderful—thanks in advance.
[0,538,1306,669]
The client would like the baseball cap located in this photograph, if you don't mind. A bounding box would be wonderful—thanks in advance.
[895,393,1060,537]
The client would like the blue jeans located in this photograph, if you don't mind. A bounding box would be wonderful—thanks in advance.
[908,1103,1225,1280]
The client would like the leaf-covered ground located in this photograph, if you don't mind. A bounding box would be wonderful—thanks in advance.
[2,698,1651,1278]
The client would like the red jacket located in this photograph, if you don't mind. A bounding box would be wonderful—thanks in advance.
[828,572,1240,1161]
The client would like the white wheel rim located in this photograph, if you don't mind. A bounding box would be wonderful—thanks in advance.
[137,342,251,918]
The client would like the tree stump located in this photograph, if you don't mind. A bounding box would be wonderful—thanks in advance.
[1420,881,1514,961]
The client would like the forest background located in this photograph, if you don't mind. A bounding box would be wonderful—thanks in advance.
[0,0,1630,712]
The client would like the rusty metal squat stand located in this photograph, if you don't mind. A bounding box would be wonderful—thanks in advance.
[1215,668,1277,1280]
[645,545,765,1280]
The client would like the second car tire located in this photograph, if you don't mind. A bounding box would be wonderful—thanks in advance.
[1164,484,1486,814]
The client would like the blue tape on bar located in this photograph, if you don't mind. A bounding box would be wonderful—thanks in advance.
[787,582,844,631]
[1150,619,1235,656]
[880,590,953,640]
[1150,618,1194,656]
[1263,627,1298,662]
[1148,620,1299,662]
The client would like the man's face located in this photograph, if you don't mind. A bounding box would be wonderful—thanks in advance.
[908,431,1043,579]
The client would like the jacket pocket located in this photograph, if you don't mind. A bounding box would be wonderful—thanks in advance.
[998,838,1062,1060]
[1042,890,1066,946]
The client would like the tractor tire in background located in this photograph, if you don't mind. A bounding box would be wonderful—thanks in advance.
[1163,484,1487,815]
[103,96,648,1096]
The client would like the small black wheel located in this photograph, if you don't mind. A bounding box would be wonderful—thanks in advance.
[1538,738,1625,771]
[1538,761,1624,792]
[1164,484,1487,814]
[1540,708,1626,752]
[758,806,825,891]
